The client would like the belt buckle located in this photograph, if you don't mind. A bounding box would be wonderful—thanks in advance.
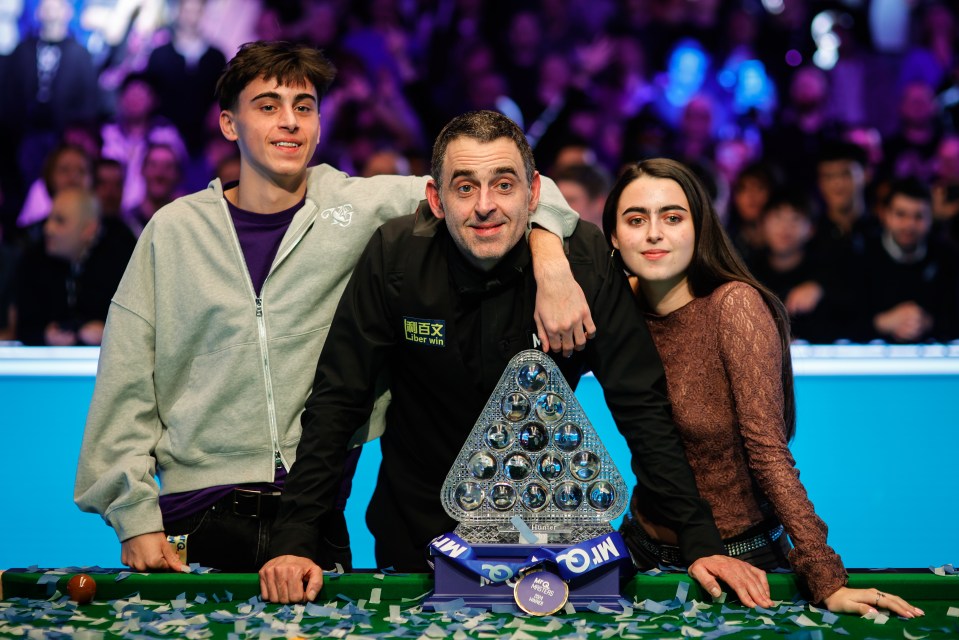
[233,489,266,518]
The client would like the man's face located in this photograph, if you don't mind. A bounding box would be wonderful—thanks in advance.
[143,147,181,202]
[52,149,92,194]
[426,137,540,271]
[762,205,813,256]
[220,76,320,190]
[119,80,156,121]
[44,192,96,262]
[882,194,931,253]
[557,179,600,227]
[817,159,862,211]
[95,164,124,217]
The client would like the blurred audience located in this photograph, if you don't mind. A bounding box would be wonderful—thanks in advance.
[554,163,611,229]
[13,188,134,346]
[1,0,958,344]
[749,189,839,344]
[851,178,959,343]
[123,143,184,237]
[17,143,95,243]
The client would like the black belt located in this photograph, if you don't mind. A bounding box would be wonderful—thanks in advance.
[634,520,785,566]
[226,488,282,519]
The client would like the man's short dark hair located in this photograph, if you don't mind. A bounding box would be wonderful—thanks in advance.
[883,177,931,207]
[762,187,818,222]
[431,110,535,186]
[215,41,337,110]
[554,163,611,200]
[817,141,868,168]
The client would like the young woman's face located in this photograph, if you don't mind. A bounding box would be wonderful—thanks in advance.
[611,175,696,291]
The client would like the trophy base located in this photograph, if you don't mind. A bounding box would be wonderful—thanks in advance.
[453,522,614,545]
[424,543,626,612]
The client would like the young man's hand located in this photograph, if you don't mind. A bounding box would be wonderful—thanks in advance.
[121,532,186,573]
[529,228,596,357]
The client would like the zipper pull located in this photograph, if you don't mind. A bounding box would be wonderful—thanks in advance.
[275,450,283,469]
[256,297,263,317]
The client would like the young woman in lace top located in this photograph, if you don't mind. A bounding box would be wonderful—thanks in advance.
[602,158,921,617]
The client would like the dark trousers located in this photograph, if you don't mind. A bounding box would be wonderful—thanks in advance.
[165,493,353,573]
[164,448,363,573]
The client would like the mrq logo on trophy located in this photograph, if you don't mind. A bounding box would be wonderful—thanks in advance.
[430,350,631,615]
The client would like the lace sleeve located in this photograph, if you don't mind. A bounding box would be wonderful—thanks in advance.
[717,283,847,603]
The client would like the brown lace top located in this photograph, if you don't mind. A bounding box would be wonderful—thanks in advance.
[643,281,847,603]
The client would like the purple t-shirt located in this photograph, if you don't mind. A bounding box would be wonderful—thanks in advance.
[158,187,302,524]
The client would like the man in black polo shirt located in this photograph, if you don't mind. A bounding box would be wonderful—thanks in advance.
[261,110,771,607]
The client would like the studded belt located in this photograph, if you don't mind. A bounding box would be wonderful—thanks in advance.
[636,522,785,567]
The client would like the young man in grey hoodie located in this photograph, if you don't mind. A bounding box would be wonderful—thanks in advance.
[74,41,592,574]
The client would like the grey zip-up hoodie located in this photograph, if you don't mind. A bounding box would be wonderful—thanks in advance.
[74,164,577,543]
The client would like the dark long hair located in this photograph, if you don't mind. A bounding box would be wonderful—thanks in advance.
[602,158,796,440]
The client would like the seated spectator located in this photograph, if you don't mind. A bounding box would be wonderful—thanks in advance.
[93,158,137,251]
[727,161,781,263]
[851,178,959,343]
[361,149,412,177]
[100,73,186,213]
[881,80,941,183]
[931,133,959,245]
[0,225,18,341]
[13,188,134,346]
[809,141,878,263]
[554,163,611,228]
[123,143,184,237]
[16,143,94,240]
[749,189,841,343]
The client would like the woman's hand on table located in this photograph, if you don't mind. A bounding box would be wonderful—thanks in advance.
[823,586,925,618]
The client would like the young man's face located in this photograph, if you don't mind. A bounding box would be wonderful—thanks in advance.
[817,159,863,211]
[557,179,602,228]
[220,76,320,189]
[426,137,540,272]
[143,147,181,202]
[882,193,931,253]
[762,205,813,256]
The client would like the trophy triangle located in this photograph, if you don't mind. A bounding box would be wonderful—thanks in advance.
[441,349,629,545]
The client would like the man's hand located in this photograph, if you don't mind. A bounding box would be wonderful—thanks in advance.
[259,555,324,603]
[874,301,932,342]
[688,555,773,608]
[529,228,596,357]
[784,281,823,316]
[121,532,186,572]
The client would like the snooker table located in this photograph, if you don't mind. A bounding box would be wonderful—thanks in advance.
[2,568,957,638]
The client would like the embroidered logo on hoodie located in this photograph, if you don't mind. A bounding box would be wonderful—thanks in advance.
[321,204,353,226]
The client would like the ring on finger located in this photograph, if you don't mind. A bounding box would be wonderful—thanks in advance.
[875,591,883,607]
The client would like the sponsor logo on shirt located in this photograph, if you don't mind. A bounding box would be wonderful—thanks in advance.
[403,317,446,347]
[321,204,353,226]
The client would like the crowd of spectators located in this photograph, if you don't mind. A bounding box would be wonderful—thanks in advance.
[1,0,959,345]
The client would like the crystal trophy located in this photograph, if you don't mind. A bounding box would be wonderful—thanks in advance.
[440,349,629,545]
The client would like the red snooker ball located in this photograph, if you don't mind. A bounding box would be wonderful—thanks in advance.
[66,573,96,604]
